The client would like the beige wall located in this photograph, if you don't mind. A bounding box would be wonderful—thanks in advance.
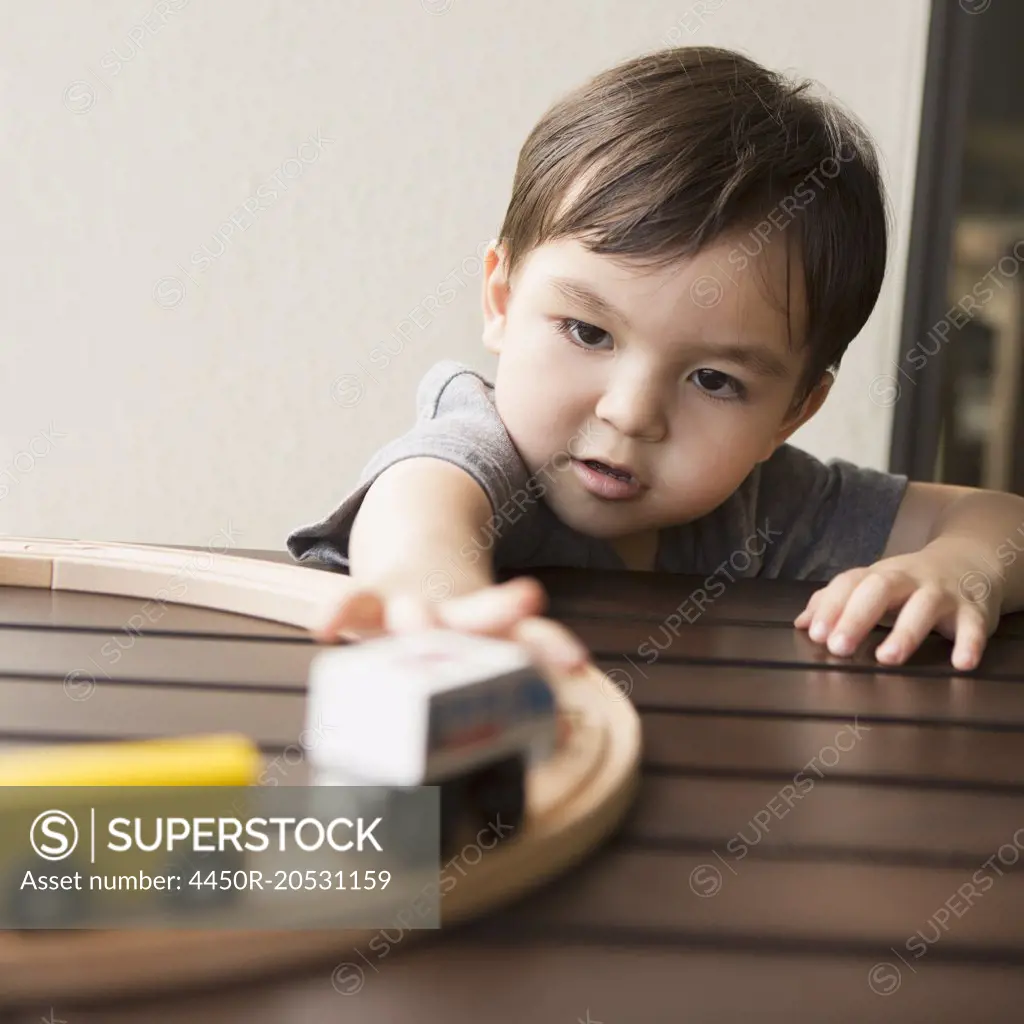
[0,0,931,549]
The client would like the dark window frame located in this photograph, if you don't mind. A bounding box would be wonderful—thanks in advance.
[889,1,979,480]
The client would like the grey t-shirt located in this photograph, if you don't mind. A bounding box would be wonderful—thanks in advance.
[287,360,909,582]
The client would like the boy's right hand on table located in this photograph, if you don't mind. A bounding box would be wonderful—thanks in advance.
[313,576,591,681]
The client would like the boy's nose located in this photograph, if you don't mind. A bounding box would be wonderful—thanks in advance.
[594,373,668,443]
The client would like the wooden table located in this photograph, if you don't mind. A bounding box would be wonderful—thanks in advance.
[5,550,1024,1022]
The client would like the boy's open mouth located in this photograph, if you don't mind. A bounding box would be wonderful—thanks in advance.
[582,459,634,483]
[571,457,644,500]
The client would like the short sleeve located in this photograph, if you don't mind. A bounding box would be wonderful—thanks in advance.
[285,361,531,571]
[755,443,910,580]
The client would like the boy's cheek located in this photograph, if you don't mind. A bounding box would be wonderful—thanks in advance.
[496,389,572,455]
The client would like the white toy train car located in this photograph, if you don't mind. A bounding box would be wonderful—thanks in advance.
[305,629,559,856]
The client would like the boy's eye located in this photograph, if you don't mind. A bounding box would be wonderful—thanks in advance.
[555,319,748,402]
[555,317,610,349]
[691,368,746,402]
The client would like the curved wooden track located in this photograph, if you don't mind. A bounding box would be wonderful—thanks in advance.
[0,538,641,1003]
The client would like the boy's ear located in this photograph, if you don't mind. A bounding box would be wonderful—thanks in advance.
[481,239,510,355]
[760,370,834,461]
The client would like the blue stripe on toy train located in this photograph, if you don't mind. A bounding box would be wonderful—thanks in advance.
[428,673,555,751]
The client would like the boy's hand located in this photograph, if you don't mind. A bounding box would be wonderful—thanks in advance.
[792,539,1003,671]
[313,576,591,680]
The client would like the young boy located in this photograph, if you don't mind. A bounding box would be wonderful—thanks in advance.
[288,45,1024,678]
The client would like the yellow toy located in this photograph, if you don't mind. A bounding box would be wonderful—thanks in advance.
[0,733,261,788]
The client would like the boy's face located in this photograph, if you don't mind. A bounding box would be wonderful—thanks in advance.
[480,231,832,547]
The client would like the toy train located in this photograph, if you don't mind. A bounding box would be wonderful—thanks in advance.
[305,629,559,859]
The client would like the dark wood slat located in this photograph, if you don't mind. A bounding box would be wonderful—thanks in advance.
[15,942,1024,1023]
[624,775,1024,861]
[520,566,820,623]
[567,616,1024,679]
[524,565,1024,640]
[612,659,1024,725]
[483,847,1024,952]
[0,679,307,749]
[642,712,1024,787]
[0,629,319,688]
[0,588,308,640]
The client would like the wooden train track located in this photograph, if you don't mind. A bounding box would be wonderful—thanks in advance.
[0,537,641,1003]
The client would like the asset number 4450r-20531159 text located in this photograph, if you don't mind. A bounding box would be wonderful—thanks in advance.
[190,869,392,892]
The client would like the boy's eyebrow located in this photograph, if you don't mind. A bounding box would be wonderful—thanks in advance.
[547,276,791,380]
[549,276,633,329]
[687,342,791,381]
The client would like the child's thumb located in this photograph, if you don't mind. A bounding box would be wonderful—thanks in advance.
[313,588,385,642]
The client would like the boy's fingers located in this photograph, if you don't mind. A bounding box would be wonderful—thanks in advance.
[799,571,860,636]
[314,576,548,645]
[511,615,590,674]
[313,589,385,642]
[873,586,949,664]
[951,602,988,672]
[826,573,916,655]
[436,577,547,634]
[385,594,442,633]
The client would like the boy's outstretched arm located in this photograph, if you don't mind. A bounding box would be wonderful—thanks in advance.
[315,457,589,676]
[794,481,1024,671]
[348,457,496,601]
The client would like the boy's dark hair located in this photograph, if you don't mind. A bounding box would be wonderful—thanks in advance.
[496,46,890,414]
